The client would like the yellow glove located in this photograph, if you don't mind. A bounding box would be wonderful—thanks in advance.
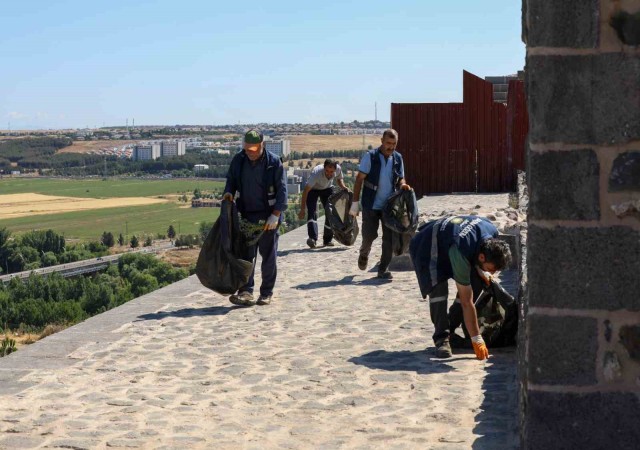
[471,335,489,360]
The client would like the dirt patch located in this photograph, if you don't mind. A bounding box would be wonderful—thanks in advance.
[57,140,139,154]
[0,193,169,219]
[287,135,381,153]
[159,247,199,268]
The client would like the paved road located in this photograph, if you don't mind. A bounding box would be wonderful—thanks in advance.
[0,193,519,449]
[0,242,174,284]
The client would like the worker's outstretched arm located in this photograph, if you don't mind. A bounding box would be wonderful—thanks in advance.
[456,282,489,360]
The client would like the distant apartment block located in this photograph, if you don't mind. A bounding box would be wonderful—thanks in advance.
[193,164,209,173]
[161,141,186,158]
[265,139,290,158]
[133,144,161,161]
[191,198,220,208]
[293,168,312,186]
[287,174,302,195]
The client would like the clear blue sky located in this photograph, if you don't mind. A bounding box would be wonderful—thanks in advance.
[0,0,524,129]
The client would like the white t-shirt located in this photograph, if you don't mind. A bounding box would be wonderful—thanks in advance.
[306,164,343,190]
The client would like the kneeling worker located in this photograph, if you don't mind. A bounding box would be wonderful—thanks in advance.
[298,159,348,248]
[409,216,512,360]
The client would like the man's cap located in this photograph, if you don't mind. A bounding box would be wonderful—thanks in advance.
[244,129,264,144]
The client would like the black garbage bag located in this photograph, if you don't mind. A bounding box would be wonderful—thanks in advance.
[325,189,359,246]
[196,200,261,295]
[382,189,419,255]
[448,276,518,348]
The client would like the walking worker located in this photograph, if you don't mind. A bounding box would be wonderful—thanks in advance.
[222,129,287,307]
[409,215,512,360]
[349,129,411,280]
[298,159,349,248]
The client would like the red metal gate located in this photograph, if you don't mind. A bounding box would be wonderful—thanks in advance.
[391,70,528,196]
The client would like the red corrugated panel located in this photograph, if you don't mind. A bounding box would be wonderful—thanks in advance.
[507,79,528,175]
[392,70,528,196]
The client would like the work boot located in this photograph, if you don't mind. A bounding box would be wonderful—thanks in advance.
[306,238,316,249]
[434,338,453,358]
[377,270,393,280]
[358,255,368,270]
[256,295,272,306]
[229,291,255,307]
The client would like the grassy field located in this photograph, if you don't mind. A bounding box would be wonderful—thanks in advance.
[0,178,224,240]
[0,202,219,240]
[0,177,223,198]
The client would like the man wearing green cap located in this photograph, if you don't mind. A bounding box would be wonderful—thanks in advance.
[222,129,288,306]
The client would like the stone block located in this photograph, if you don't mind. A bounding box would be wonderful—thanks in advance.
[609,151,640,192]
[527,0,599,48]
[592,54,640,144]
[529,150,600,220]
[528,314,598,385]
[524,391,640,450]
[528,226,640,311]
[528,54,640,145]
[527,55,595,144]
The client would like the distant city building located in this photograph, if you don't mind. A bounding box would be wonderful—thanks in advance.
[161,141,186,158]
[193,164,209,173]
[133,144,161,161]
[293,168,312,186]
[287,174,302,194]
[191,198,220,208]
[265,139,291,158]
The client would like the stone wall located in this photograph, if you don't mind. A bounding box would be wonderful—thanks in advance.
[522,1,640,448]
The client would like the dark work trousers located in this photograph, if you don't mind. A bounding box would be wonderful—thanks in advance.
[428,270,485,343]
[306,187,334,244]
[239,211,279,297]
[360,209,393,273]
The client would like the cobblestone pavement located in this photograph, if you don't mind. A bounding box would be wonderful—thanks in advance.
[0,194,518,449]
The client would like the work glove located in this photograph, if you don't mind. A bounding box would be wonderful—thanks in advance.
[222,192,234,202]
[476,266,492,286]
[265,214,279,231]
[349,202,359,217]
[400,184,412,191]
[471,335,489,360]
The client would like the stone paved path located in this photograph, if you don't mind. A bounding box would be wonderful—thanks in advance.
[0,194,518,449]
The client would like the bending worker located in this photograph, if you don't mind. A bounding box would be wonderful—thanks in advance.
[409,215,512,360]
[298,159,348,248]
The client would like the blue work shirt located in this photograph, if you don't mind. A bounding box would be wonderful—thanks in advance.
[359,150,405,210]
[240,153,268,213]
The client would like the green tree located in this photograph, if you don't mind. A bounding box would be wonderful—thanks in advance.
[118,234,125,246]
[144,236,153,247]
[198,221,213,242]
[101,231,115,248]
[167,225,176,241]
[130,235,139,248]
[41,251,58,267]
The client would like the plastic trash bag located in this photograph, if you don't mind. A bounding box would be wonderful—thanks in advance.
[325,189,359,246]
[196,200,261,295]
[382,189,419,255]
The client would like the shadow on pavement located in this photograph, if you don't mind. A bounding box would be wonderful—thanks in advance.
[278,247,348,257]
[294,275,393,290]
[135,306,239,321]
[472,347,519,450]
[349,349,457,375]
